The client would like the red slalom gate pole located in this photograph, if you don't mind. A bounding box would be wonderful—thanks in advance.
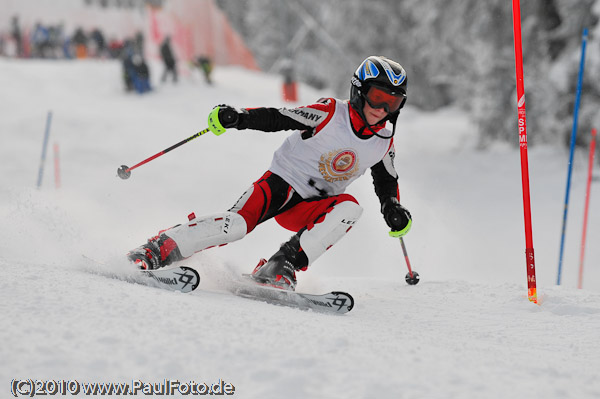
[512,0,538,303]
[578,128,597,289]
[53,142,61,189]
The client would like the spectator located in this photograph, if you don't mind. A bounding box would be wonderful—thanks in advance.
[121,40,135,91]
[72,27,88,58]
[131,54,152,93]
[47,25,64,59]
[191,55,213,84]
[31,22,50,58]
[11,16,23,57]
[120,39,150,94]
[54,24,72,59]
[159,36,177,83]
[134,31,144,57]
[108,37,124,59]
[90,28,106,57]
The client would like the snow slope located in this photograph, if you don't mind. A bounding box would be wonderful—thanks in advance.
[1,58,600,399]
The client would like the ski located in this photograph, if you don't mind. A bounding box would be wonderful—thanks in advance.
[82,256,350,311]
[83,256,200,293]
[229,275,354,314]
[107,266,200,293]
[138,266,200,293]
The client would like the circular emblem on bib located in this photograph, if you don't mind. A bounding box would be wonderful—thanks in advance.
[319,149,359,182]
[332,151,356,173]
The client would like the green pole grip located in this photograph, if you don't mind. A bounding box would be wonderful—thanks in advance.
[208,107,226,136]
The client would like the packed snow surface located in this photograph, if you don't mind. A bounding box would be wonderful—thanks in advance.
[1,59,600,399]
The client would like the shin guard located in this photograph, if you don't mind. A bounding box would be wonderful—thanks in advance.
[299,201,363,265]
[164,211,247,257]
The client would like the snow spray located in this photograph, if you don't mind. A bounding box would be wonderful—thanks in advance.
[578,128,597,289]
[511,0,538,303]
[36,111,53,189]
[557,28,588,285]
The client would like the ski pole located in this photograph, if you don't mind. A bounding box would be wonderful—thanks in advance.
[117,127,211,179]
[398,237,419,285]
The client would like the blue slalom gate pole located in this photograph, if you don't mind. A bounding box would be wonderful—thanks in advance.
[36,111,53,189]
[557,28,588,285]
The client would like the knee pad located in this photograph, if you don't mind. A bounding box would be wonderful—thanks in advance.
[164,211,247,257]
[299,201,363,265]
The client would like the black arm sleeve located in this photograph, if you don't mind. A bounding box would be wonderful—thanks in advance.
[237,108,311,132]
[371,160,399,207]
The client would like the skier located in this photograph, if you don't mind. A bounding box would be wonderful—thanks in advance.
[127,55,412,291]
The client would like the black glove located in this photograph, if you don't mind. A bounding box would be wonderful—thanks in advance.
[217,104,240,128]
[207,104,242,135]
[381,197,412,237]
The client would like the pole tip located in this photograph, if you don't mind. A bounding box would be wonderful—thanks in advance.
[405,271,420,285]
[117,165,131,180]
[528,288,538,304]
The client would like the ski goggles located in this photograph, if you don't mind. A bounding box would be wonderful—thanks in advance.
[363,85,406,113]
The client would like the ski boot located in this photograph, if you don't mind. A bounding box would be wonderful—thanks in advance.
[127,232,183,270]
[251,235,308,291]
